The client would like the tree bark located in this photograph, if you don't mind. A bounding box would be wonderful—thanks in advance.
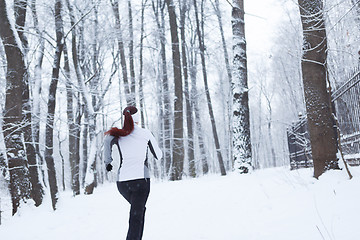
[30,0,46,188]
[189,38,209,175]
[0,0,32,215]
[152,0,172,177]
[193,0,226,176]
[14,0,44,206]
[111,0,134,106]
[139,0,146,127]
[179,0,196,177]
[213,0,233,167]
[128,0,136,103]
[65,0,81,195]
[231,0,252,173]
[166,0,185,180]
[297,0,338,178]
[44,0,64,210]
[14,0,28,51]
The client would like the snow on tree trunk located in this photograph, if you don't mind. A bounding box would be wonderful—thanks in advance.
[0,0,32,215]
[152,0,173,178]
[84,133,97,194]
[64,0,81,196]
[44,0,64,210]
[231,0,252,173]
[297,0,338,178]
[30,0,46,188]
[111,0,134,106]
[13,0,44,206]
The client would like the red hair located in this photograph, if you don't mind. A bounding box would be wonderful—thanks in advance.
[105,106,138,137]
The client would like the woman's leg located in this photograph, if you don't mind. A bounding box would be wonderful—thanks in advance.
[117,181,132,203]
[117,179,150,240]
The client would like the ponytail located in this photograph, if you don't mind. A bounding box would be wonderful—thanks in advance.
[105,106,137,137]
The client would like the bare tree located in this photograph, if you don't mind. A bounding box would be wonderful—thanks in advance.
[64,0,82,196]
[128,0,136,103]
[139,0,147,127]
[0,0,32,215]
[111,0,134,105]
[166,0,185,180]
[44,0,65,210]
[297,0,338,178]
[231,0,252,173]
[30,0,46,187]
[179,0,196,177]
[193,0,226,175]
[152,0,173,177]
[14,0,44,206]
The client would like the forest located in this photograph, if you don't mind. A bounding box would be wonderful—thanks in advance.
[0,0,360,223]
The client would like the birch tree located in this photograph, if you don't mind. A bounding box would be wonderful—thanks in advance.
[231,0,252,173]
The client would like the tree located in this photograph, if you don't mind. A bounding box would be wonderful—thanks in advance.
[166,0,185,180]
[193,0,226,176]
[64,0,81,196]
[297,0,338,178]
[14,0,44,206]
[111,0,134,106]
[152,0,173,177]
[0,0,32,215]
[231,0,252,173]
[179,0,196,177]
[44,0,65,210]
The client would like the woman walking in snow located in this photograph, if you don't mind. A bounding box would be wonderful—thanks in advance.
[104,106,162,240]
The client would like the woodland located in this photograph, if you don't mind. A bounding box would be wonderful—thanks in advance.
[0,0,359,217]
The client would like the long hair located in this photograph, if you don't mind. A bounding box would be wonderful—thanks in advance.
[105,106,138,137]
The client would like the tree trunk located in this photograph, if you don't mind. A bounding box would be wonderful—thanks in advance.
[189,40,208,175]
[82,110,88,187]
[231,0,252,173]
[111,0,134,106]
[65,0,81,195]
[128,0,136,103]
[44,0,64,210]
[297,0,338,178]
[0,0,32,215]
[166,0,185,181]
[179,0,196,177]
[139,0,146,127]
[63,42,80,195]
[152,0,172,177]
[82,2,106,194]
[14,0,44,206]
[213,0,233,168]
[193,0,226,176]
[14,0,28,51]
[30,0,46,188]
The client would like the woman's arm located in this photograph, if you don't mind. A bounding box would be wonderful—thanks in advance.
[147,131,163,160]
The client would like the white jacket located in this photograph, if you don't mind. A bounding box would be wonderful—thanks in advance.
[104,125,162,182]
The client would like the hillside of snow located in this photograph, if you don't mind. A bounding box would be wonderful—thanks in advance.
[0,167,360,240]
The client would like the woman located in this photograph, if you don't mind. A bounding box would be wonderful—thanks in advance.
[104,106,162,240]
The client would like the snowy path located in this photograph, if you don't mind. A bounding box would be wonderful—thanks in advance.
[1,167,360,240]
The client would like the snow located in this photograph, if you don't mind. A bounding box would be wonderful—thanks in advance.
[1,167,360,240]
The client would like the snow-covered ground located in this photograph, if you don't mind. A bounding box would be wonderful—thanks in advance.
[1,167,360,240]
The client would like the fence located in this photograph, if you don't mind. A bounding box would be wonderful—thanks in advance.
[288,67,360,169]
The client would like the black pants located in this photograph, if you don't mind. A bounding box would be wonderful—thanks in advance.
[117,179,150,240]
